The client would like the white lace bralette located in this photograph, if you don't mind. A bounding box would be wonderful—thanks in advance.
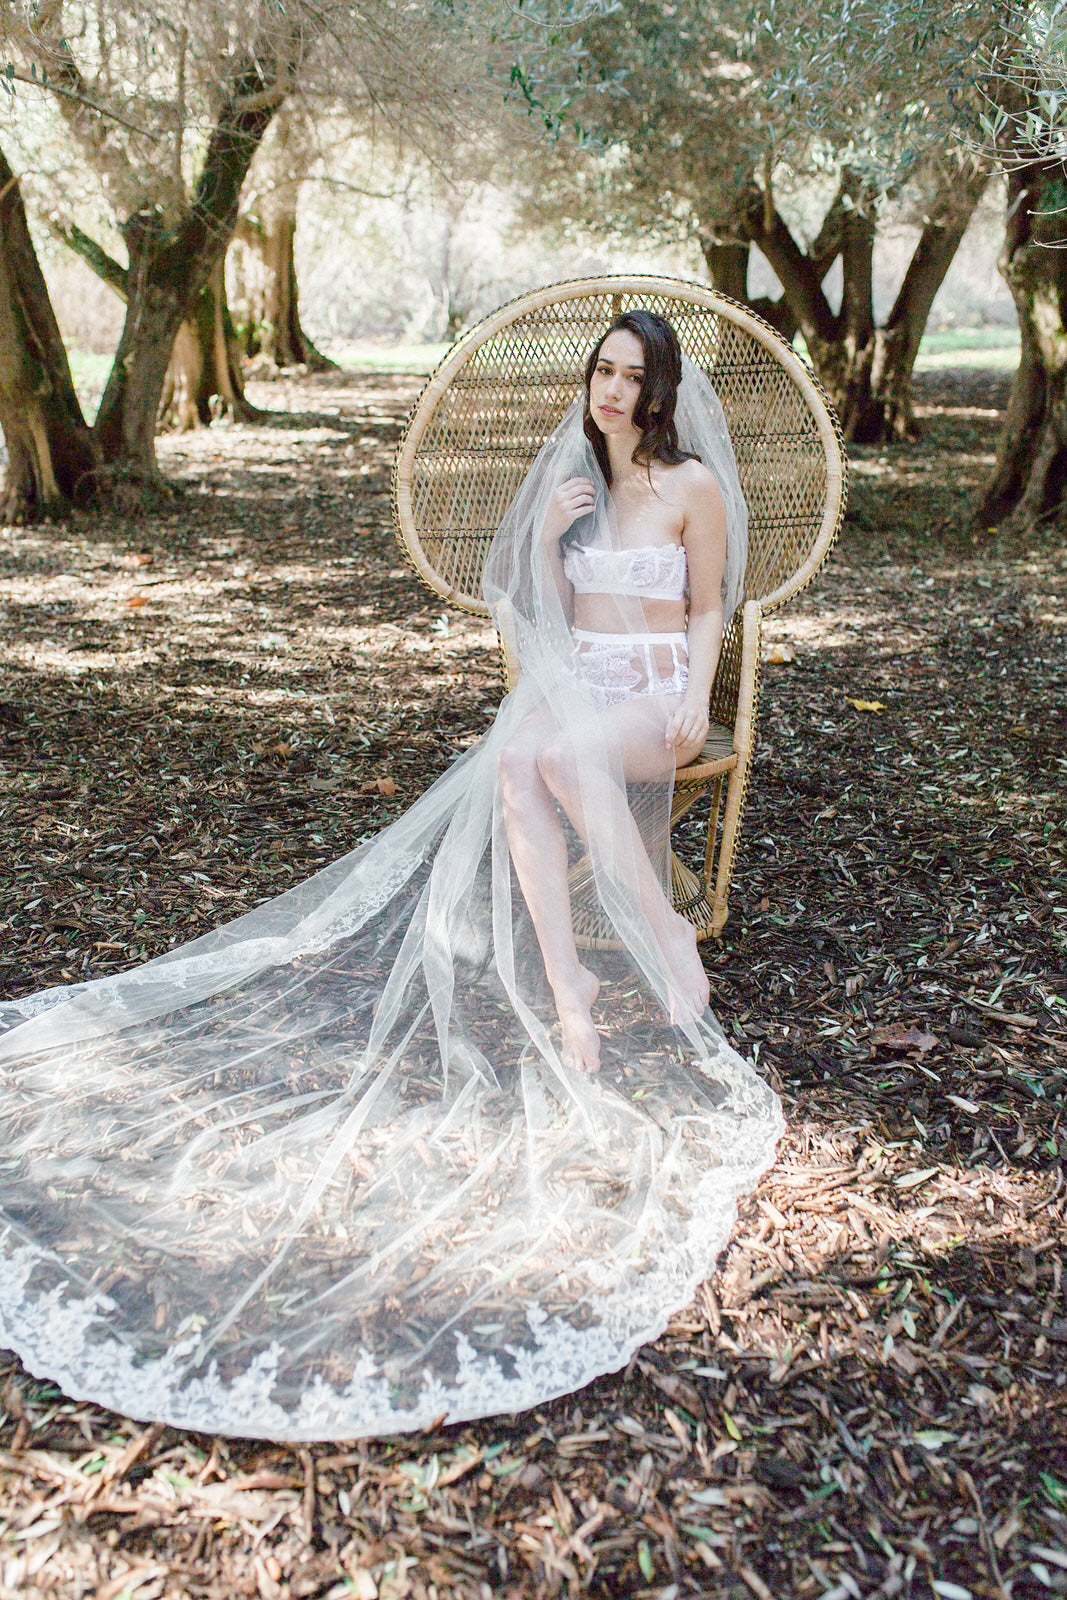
[562,542,687,601]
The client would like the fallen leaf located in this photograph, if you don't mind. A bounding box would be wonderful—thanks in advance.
[845,697,886,712]
[359,776,399,797]
[763,642,796,664]
[875,1026,939,1054]
[894,1167,940,1189]
[125,595,149,608]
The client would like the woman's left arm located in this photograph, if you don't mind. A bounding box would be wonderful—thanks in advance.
[664,465,727,753]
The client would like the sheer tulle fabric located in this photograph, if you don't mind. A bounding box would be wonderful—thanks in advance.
[0,364,781,1440]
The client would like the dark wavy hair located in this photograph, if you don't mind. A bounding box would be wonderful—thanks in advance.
[582,309,698,487]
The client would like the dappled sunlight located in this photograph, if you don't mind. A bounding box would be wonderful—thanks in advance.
[1,365,1063,1600]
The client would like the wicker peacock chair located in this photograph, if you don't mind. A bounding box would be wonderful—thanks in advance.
[393,276,846,941]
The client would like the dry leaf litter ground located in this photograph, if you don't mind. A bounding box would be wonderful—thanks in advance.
[0,365,1063,1600]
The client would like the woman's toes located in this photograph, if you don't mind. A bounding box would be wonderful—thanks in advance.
[553,967,602,1073]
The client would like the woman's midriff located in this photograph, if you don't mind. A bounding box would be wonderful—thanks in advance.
[572,595,688,691]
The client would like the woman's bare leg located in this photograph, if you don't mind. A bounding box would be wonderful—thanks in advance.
[535,699,710,1023]
[498,717,603,1072]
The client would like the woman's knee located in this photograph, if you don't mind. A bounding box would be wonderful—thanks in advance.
[497,737,541,804]
[535,735,578,796]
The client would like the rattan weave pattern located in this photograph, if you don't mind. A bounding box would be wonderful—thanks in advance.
[392,276,846,937]
[394,277,846,618]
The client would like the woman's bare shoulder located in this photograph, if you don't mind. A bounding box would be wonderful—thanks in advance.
[674,457,725,515]
[651,455,720,494]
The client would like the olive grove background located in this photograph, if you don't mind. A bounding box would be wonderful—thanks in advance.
[1,0,1066,522]
[38,143,1015,359]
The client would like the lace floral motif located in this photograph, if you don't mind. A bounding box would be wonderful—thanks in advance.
[0,1055,781,1440]
[563,543,688,601]
[0,368,773,1445]
[574,633,689,710]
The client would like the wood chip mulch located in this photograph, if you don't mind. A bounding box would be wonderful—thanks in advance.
[0,365,1063,1599]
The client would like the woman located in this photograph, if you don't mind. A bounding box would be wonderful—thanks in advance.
[0,311,781,1441]
[499,311,729,1074]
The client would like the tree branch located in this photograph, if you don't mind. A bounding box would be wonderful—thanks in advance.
[808,180,851,280]
[884,166,990,338]
[50,218,128,299]
[23,2,150,214]
[2,68,159,137]
[740,186,839,345]
[161,20,320,285]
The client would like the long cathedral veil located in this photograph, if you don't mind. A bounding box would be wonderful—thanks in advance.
[0,356,781,1440]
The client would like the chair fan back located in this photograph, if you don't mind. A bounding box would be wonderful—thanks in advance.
[394,276,846,618]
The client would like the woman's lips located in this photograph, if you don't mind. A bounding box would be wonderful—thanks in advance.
[599,405,623,416]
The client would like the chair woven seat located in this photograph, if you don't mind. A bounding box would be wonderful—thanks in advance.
[677,725,736,780]
[393,275,846,939]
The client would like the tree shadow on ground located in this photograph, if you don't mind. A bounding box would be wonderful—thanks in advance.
[0,366,1063,1598]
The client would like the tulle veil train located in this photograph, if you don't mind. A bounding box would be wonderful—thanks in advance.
[0,361,782,1440]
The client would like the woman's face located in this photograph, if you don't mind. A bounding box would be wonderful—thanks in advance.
[588,329,646,440]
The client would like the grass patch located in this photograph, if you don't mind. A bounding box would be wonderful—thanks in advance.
[318,340,451,374]
[67,350,113,423]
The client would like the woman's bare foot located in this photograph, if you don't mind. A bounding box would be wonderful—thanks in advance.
[663,912,710,1024]
[550,965,602,1073]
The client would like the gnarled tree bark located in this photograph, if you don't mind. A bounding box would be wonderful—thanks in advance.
[739,166,989,442]
[978,161,1067,530]
[56,221,258,432]
[698,238,798,341]
[92,72,281,476]
[28,9,314,480]
[232,206,335,370]
[160,259,261,430]
[0,146,98,522]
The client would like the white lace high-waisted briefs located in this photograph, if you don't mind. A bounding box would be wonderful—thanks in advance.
[573,629,689,710]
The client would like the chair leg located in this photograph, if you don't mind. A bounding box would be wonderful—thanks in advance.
[703,775,724,891]
[711,767,746,934]
[708,599,763,935]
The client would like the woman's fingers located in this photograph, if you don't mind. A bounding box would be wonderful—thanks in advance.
[552,478,596,529]
[665,707,709,750]
[564,484,595,509]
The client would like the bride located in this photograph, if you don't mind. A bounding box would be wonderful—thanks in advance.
[0,309,782,1441]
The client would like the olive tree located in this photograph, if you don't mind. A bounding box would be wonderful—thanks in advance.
[516,0,994,441]
[975,2,1067,526]
[0,0,544,517]
[0,141,99,519]
[0,0,329,511]
[228,108,340,371]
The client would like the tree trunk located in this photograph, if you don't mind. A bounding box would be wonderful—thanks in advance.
[742,170,987,443]
[818,201,879,441]
[979,163,1067,529]
[0,146,98,522]
[232,206,335,370]
[699,236,799,342]
[160,259,261,430]
[92,60,292,477]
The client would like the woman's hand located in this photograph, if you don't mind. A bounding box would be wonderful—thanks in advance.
[664,696,709,755]
[542,477,596,541]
